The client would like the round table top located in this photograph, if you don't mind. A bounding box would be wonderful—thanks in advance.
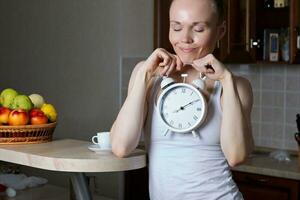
[0,139,146,172]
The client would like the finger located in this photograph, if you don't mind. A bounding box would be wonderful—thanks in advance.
[175,55,183,71]
[160,64,170,76]
[204,64,215,73]
[158,51,171,67]
[166,58,176,76]
[193,55,215,72]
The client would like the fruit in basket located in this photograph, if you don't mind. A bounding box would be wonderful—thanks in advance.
[41,103,57,122]
[8,109,29,125]
[0,107,11,124]
[30,109,48,125]
[28,94,45,108]
[0,88,18,109]
[11,95,33,111]
[29,108,43,117]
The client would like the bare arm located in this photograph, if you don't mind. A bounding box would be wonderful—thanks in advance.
[110,61,149,157]
[193,54,254,167]
[110,48,183,157]
[220,73,254,167]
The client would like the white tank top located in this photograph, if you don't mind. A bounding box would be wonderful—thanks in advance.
[144,76,243,200]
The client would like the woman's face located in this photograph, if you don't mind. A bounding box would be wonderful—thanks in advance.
[169,0,225,64]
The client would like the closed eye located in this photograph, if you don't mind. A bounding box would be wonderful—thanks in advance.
[194,27,204,32]
[172,28,182,32]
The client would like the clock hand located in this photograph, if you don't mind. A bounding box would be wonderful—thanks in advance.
[172,99,200,113]
[181,99,200,109]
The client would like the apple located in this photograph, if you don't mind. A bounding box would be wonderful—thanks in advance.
[8,109,29,126]
[11,95,33,111]
[29,108,48,125]
[30,113,48,125]
[29,108,44,118]
[0,88,18,109]
[0,107,11,124]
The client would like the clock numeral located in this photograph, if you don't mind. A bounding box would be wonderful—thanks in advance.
[173,91,177,95]
[170,120,174,125]
[178,123,182,129]
[197,107,202,111]
[187,122,192,127]
[181,88,186,93]
[190,91,194,96]
[193,115,198,121]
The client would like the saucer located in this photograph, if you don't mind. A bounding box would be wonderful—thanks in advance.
[88,144,112,154]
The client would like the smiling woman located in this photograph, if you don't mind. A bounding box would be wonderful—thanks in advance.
[169,0,226,64]
[110,0,253,199]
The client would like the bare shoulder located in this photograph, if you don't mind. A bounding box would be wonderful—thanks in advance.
[235,76,252,93]
[234,75,253,111]
[127,61,145,91]
[128,60,155,97]
[130,61,146,79]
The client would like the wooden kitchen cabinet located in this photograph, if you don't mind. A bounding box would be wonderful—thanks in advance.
[124,167,149,200]
[154,0,300,64]
[232,171,300,200]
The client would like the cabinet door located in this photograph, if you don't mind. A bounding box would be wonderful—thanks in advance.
[290,0,300,63]
[232,171,299,200]
[222,0,256,63]
[124,167,149,200]
[154,0,173,53]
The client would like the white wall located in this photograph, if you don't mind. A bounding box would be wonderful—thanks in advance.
[0,0,153,199]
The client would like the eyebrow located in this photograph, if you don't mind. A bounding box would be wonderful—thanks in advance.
[170,20,208,26]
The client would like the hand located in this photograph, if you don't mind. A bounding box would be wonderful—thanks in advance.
[192,54,231,81]
[173,99,200,113]
[141,48,183,78]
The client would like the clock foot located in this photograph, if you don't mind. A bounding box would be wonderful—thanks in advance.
[164,129,170,136]
[192,131,198,138]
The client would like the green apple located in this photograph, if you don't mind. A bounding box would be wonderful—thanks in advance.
[11,95,33,111]
[29,94,45,108]
[0,88,18,109]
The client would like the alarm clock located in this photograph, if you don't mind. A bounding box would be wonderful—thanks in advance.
[157,75,207,137]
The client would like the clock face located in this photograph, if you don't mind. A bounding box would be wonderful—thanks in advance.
[157,83,207,133]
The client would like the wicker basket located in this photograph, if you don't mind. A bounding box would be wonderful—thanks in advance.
[0,122,57,144]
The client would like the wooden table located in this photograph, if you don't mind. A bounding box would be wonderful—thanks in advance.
[0,139,146,200]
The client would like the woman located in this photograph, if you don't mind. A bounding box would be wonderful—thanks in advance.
[111,0,254,199]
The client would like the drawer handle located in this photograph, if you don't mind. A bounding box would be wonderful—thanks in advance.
[245,176,269,184]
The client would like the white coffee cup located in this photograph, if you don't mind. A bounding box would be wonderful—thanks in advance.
[91,132,111,150]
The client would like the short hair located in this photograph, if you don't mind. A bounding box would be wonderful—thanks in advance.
[171,0,225,23]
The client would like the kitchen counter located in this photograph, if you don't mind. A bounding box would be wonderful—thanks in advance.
[231,148,300,181]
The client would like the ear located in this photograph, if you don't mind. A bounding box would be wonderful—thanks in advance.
[217,21,226,41]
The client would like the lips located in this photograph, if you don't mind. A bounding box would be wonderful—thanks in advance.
[179,47,196,53]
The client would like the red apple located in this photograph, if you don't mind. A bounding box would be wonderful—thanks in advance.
[29,108,44,118]
[0,107,11,124]
[8,109,29,126]
[30,111,48,125]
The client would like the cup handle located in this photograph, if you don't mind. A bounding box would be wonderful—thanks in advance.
[92,136,99,144]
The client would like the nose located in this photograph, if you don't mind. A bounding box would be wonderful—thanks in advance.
[181,29,193,43]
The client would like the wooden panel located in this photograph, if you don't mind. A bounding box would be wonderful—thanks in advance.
[154,0,173,53]
[124,167,149,200]
[290,0,300,63]
[232,171,300,200]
